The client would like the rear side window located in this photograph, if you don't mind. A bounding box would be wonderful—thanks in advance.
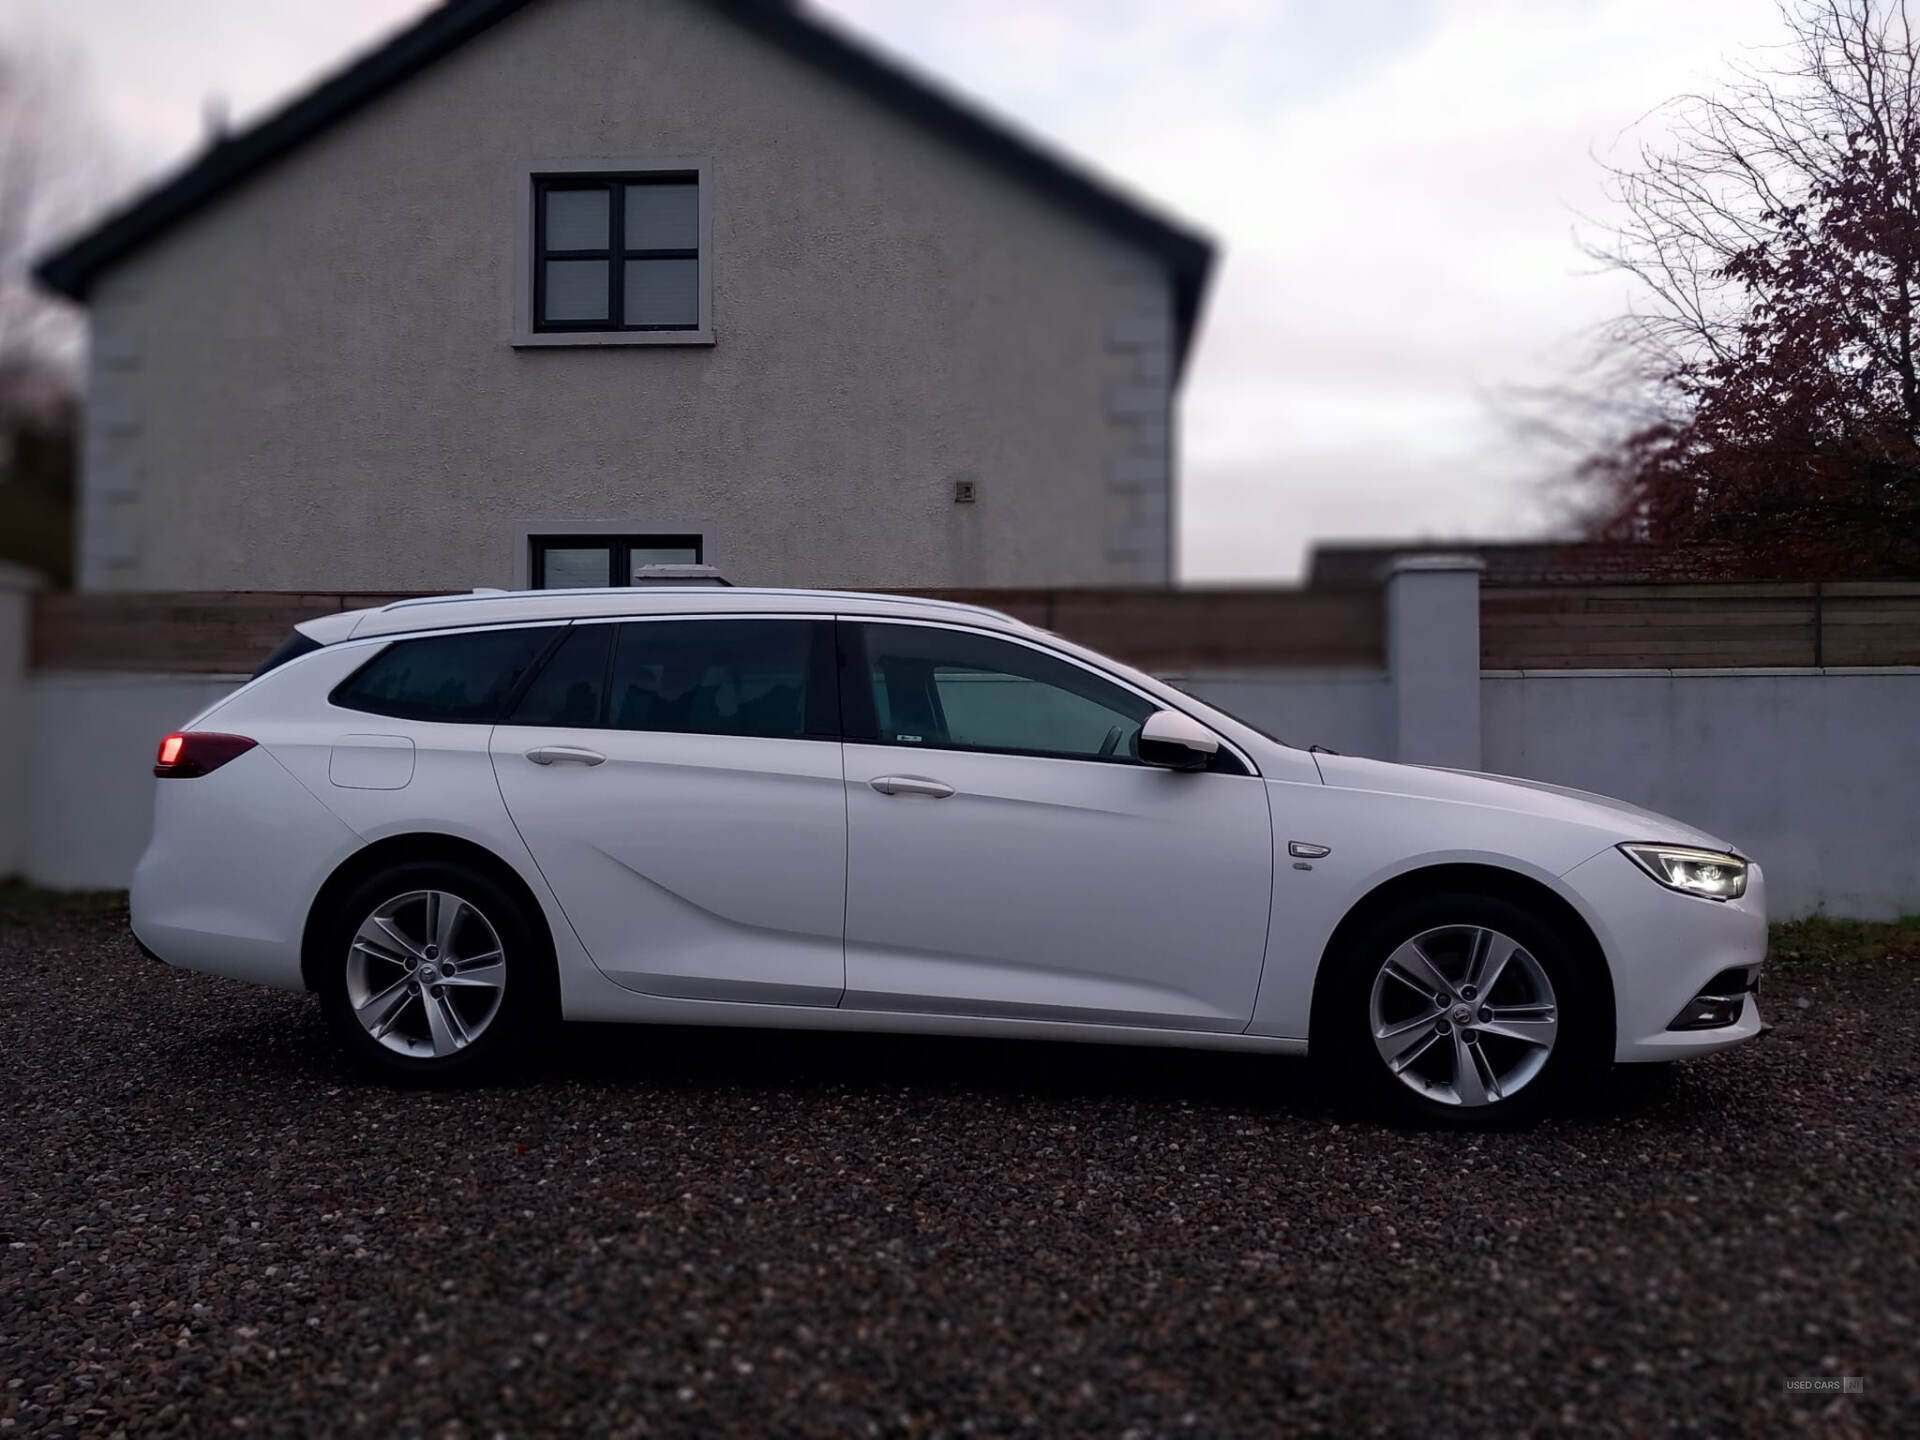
[333,627,559,722]
[252,630,322,680]
[606,619,835,739]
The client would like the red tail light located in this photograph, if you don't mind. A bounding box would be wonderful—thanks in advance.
[154,731,256,778]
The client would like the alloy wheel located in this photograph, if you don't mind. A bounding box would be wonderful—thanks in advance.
[344,890,507,1058]
[1367,924,1559,1107]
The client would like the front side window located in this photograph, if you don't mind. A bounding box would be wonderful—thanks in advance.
[530,534,703,588]
[844,623,1156,763]
[534,173,701,331]
[600,619,836,740]
[333,627,559,723]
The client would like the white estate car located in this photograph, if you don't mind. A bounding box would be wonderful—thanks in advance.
[131,587,1767,1125]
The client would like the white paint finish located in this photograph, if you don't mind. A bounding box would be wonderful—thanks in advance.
[328,734,417,790]
[343,585,1038,639]
[1560,845,1769,1059]
[1250,752,1754,1046]
[129,746,362,990]
[1310,750,1732,852]
[1386,554,1483,769]
[83,0,1173,594]
[491,724,847,1005]
[1482,668,1920,919]
[24,673,244,889]
[109,586,1780,1090]
[554,988,1310,1056]
[842,742,1274,1030]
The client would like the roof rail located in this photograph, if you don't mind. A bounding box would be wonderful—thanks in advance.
[373,585,1023,626]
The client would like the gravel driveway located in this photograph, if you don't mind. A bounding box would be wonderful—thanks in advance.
[2,888,1915,1437]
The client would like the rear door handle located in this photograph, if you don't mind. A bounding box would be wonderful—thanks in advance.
[870,774,955,798]
[526,745,606,766]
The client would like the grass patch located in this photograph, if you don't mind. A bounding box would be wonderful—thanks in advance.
[1769,914,1920,968]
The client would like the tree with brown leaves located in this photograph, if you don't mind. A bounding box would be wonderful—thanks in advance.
[1583,0,1920,577]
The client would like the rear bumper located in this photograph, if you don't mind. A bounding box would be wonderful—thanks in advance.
[130,748,360,992]
[1561,847,1769,1063]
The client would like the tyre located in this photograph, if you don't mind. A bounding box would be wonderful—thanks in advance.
[1317,889,1611,1128]
[314,859,556,1084]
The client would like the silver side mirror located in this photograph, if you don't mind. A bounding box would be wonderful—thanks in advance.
[1136,709,1220,771]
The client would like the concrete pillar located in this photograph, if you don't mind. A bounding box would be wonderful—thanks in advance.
[1383,553,1484,770]
[0,562,42,879]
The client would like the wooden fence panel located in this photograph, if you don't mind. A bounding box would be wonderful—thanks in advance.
[30,587,1389,674]
[1482,582,1920,668]
[30,592,417,673]
[920,587,1386,669]
[27,581,1919,675]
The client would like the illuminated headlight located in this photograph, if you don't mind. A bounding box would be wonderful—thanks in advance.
[1619,844,1749,901]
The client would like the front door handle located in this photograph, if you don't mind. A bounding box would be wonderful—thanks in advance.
[526,745,606,766]
[870,774,955,798]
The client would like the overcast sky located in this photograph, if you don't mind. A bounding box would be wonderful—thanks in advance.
[5,0,1787,578]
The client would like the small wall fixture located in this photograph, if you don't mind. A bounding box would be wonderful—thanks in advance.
[953,480,978,504]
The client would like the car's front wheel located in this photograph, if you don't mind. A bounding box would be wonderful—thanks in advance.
[1320,890,1610,1127]
[315,860,554,1083]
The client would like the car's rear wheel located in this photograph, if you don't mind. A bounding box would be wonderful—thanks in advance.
[1320,890,1610,1128]
[315,860,554,1083]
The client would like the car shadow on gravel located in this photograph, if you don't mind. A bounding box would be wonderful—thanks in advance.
[531,1021,1721,1132]
[163,975,1719,1132]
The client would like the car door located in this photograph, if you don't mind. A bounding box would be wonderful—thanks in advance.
[839,618,1274,1031]
[490,616,847,1006]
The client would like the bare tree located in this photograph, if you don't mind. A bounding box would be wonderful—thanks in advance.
[1573,0,1920,576]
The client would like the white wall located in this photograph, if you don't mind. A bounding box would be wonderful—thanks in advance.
[1482,668,1920,920]
[10,663,1918,917]
[0,565,36,879]
[24,674,242,890]
[1167,669,1392,759]
[5,559,1916,917]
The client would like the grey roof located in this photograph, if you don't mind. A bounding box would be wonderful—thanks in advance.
[33,0,1215,373]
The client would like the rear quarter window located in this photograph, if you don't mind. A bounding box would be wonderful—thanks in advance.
[332,627,560,723]
[252,630,323,679]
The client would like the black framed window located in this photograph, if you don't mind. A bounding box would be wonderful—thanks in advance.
[839,622,1248,773]
[332,627,562,723]
[534,173,700,331]
[530,534,703,588]
[506,619,836,740]
[608,620,836,740]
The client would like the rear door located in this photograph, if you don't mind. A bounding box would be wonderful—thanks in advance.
[491,616,847,1006]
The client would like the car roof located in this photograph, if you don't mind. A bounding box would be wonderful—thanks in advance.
[306,587,1037,643]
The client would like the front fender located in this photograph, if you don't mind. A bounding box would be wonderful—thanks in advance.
[1249,777,1623,1040]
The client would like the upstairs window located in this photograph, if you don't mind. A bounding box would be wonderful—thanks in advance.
[534,173,702,332]
[530,534,703,588]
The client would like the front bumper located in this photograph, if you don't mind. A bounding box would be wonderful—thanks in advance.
[1561,846,1769,1062]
